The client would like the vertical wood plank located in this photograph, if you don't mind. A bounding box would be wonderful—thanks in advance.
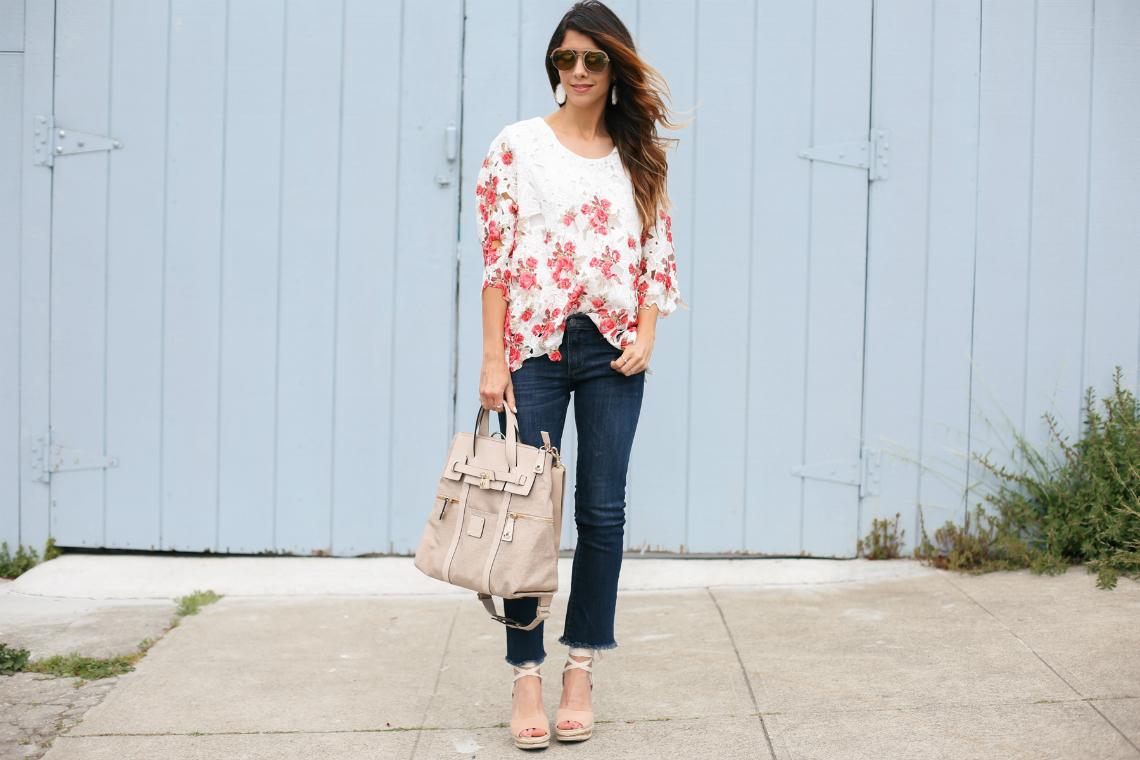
[685,0,755,552]
[455,0,520,452]
[1081,0,1140,397]
[387,0,464,553]
[0,0,23,52]
[161,0,226,551]
[215,0,284,554]
[17,0,53,549]
[626,0,696,553]
[967,0,1036,498]
[330,0,403,556]
[916,2,981,532]
[48,0,112,547]
[518,1,570,121]
[743,0,814,554]
[271,0,345,554]
[860,0,932,547]
[800,0,872,556]
[1021,0,1093,445]
[103,0,170,549]
[0,52,22,543]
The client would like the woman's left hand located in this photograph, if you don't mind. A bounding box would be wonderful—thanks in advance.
[611,335,653,376]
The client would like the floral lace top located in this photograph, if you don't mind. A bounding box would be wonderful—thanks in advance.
[477,117,680,371]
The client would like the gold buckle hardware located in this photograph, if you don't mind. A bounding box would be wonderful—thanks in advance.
[479,471,491,489]
[540,443,563,468]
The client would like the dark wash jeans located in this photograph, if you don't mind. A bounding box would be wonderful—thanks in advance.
[497,313,644,667]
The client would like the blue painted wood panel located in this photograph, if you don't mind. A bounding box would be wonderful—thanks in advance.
[0,0,23,52]
[797,0,873,557]
[744,0,814,555]
[385,0,465,553]
[330,0,406,557]
[1080,0,1140,398]
[48,0,113,547]
[104,0,170,550]
[0,52,22,542]
[627,0,696,553]
[915,1,981,533]
[215,0,285,554]
[966,0,1037,506]
[160,0,227,552]
[273,0,345,554]
[8,0,1140,559]
[1021,0,1094,448]
[684,0,756,552]
[14,0,54,550]
[861,0,981,545]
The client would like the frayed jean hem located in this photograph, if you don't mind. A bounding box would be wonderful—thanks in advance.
[504,653,547,668]
[557,636,619,652]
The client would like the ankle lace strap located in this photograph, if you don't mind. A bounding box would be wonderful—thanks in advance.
[512,663,543,683]
[563,650,597,687]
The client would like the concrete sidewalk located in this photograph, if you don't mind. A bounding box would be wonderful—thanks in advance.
[1,556,1137,759]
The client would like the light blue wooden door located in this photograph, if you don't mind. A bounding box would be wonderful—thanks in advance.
[43,0,464,555]
[458,0,874,556]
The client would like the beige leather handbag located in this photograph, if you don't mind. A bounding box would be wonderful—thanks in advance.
[414,405,566,630]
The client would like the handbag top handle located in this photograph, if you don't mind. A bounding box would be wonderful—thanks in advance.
[471,404,521,469]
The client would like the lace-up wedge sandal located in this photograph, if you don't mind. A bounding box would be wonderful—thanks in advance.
[510,663,550,749]
[554,649,598,742]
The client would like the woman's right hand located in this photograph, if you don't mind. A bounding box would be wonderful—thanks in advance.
[480,354,517,413]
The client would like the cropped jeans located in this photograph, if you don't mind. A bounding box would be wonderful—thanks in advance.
[497,313,644,667]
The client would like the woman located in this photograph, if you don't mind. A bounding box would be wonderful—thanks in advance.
[476,0,683,749]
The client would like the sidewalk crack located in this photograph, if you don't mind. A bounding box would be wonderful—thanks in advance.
[706,587,777,760]
[409,599,460,759]
[943,576,1140,755]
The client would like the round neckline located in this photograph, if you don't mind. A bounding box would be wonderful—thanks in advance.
[535,117,618,162]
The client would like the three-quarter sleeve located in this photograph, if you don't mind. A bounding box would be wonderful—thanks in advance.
[477,131,520,300]
[636,205,680,316]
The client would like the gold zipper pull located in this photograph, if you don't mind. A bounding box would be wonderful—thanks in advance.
[436,493,458,520]
[502,515,516,542]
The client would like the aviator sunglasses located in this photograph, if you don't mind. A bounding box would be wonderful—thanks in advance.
[549,47,610,73]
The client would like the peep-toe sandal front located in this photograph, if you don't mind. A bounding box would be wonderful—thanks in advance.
[555,649,598,742]
[510,663,550,749]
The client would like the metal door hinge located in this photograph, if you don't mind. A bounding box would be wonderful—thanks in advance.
[435,122,458,187]
[29,432,119,483]
[33,115,124,167]
[798,129,890,180]
[791,446,881,497]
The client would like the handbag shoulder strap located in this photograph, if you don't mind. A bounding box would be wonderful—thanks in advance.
[478,593,552,632]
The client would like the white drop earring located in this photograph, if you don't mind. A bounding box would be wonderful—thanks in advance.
[611,83,618,105]
[555,83,567,105]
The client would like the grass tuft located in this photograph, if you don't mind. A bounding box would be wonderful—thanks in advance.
[175,590,223,617]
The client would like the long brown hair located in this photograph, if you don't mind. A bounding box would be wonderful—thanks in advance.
[546,1,684,232]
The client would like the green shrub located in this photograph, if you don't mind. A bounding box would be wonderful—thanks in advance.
[0,644,31,675]
[0,538,60,579]
[858,513,905,559]
[916,367,1140,589]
